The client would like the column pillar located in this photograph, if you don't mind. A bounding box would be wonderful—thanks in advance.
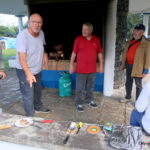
[103,0,117,96]
[16,15,24,33]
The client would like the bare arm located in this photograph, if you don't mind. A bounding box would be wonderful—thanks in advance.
[43,52,48,65]
[18,52,36,87]
[69,52,76,74]
[70,52,76,64]
[98,53,104,73]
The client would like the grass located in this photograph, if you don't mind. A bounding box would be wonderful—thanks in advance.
[2,49,16,68]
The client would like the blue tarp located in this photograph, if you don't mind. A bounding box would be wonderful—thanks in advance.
[6,38,16,49]
[0,37,16,49]
[41,70,104,92]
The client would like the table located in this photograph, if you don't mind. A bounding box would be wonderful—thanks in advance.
[0,113,113,150]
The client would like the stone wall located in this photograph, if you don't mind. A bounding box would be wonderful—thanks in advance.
[114,0,129,89]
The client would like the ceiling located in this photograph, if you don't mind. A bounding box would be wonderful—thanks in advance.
[0,0,27,16]
[0,0,149,16]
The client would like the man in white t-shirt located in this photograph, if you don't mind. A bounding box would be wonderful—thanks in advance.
[16,14,50,116]
[130,80,150,135]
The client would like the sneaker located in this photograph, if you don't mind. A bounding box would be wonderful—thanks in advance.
[120,98,131,103]
[87,101,98,108]
[76,105,84,112]
[35,107,51,113]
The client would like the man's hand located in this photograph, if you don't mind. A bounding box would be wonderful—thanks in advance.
[69,64,74,74]
[69,52,76,74]
[26,71,36,87]
[0,71,6,79]
[142,73,147,78]
[43,53,49,65]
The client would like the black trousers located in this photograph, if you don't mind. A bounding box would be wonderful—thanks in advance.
[125,64,142,100]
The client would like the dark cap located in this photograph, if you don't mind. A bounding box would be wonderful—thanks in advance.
[134,24,145,31]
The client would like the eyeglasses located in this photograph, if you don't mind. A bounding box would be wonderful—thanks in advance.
[30,20,43,25]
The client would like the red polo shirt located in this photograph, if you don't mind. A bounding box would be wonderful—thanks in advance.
[73,35,103,73]
[127,40,141,64]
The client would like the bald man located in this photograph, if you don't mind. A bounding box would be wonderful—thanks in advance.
[16,14,50,116]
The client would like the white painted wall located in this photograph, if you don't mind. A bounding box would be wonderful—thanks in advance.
[103,0,117,96]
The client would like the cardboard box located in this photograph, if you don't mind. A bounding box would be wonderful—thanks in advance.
[56,60,70,70]
[42,60,57,70]
[43,60,99,72]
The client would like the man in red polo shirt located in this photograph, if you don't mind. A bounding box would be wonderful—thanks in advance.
[120,24,150,103]
[69,22,104,112]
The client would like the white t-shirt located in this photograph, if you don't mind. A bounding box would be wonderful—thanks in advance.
[16,29,45,75]
[135,80,150,134]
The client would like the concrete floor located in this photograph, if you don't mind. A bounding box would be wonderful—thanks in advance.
[0,69,150,150]
[0,68,136,125]
[1,68,150,124]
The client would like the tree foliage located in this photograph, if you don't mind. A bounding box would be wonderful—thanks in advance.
[0,26,18,37]
[127,13,144,38]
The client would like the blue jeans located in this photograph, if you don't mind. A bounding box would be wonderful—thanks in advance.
[75,73,96,105]
[16,69,43,116]
[130,109,144,129]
